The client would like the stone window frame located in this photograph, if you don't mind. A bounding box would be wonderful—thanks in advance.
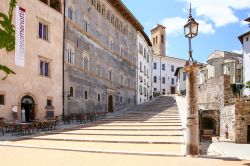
[82,51,89,71]
[154,76,157,83]
[108,66,113,81]
[69,86,74,98]
[37,17,50,42]
[108,36,113,50]
[66,41,74,65]
[38,56,52,78]
[96,59,102,77]
[84,90,88,100]
[120,73,124,85]
[83,15,90,32]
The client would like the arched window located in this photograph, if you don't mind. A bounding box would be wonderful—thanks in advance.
[91,0,96,7]
[67,47,74,64]
[68,7,73,20]
[83,56,89,70]
[106,10,111,21]
[96,1,101,12]
[85,90,88,99]
[111,14,114,24]
[69,87,74,97]
[101,5,106,16]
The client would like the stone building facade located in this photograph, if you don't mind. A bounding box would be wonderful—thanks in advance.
[0,0,63,120]
[64,0,147,115]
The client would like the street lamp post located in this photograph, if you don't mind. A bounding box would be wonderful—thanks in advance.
[184,3,200,155]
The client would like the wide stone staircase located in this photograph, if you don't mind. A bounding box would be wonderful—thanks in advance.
[3,96,185,156]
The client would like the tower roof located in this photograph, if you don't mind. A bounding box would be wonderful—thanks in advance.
[150,24,166,33]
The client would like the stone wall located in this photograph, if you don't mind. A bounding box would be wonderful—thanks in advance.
[235,101,250,143]
[220,104,236,141]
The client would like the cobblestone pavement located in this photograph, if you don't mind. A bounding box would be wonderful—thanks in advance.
[0,96,248,166]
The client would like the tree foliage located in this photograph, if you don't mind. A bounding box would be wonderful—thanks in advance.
[0,0,16,80]
[246,81,250,89]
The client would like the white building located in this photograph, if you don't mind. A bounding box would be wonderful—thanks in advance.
[174,67,187,95]
[137,32,153,104]
[150,24,186,95]
[152,55,186,95]
[238,17,250,96]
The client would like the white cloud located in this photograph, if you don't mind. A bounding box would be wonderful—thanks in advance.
[182,0,250,27]
[160,17,215,36]
[240,20,249,27]
[232,49,243,54]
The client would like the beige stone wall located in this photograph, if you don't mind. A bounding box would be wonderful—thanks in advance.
[0,0,63,120]
[235,101,250,143]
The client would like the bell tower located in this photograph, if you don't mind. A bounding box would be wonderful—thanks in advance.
[151,24,166,56]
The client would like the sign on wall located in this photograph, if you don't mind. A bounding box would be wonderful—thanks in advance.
[15,6,25,67]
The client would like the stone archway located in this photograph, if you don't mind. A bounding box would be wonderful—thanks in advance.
[108,95,113,113]
[21,95,35,122]
[202,117,216,136]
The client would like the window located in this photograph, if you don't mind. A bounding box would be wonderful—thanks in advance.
[69,87,74,97]
[156,36,158,44]
[120,74,123,85]
[120,96,123,104]
[91,0,96,6]
[171,65,175,72]
[162,64,165,70]
[67,47,74,64]
[139,85,142,94]
[85,91,88,99]
[83,56,89,70]
[144,66,146,75]
[39,22,48,40]
[47,99,52,106]
[96,63,102,77]
[96,1,101,12]
[162,77,165,84]
[139,43,143,54]
[108,37,113,50]
[83,16,89,32]
[144,48,146,58]
[154,76,157,83]
[183,73,186,81]
[246,37,249,42]
[154,63,157,69]
[0,95,5,105]
[40,60,50,77]
[98,94,101,102]
[171,78,175,85]
[154,88,157,91]
[101,5,106,16]
[68,7,73,20]
[161,35,164,43]
[140,62,142,72]
[109,68,112,81]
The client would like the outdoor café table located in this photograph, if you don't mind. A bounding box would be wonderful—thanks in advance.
[37,120,56,131]
[4,122,34,135]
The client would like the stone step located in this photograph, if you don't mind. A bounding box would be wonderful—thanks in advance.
[2,140,185,156]
[50,132,183,137]
[80,126,182,130]
[34,133,184,143]
[89,123,182,126]
[99,121,182,124]
[60,129,183,135]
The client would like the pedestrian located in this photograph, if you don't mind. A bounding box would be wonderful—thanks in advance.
[21,107,26,122]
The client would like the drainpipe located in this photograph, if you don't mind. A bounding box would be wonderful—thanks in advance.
[62,0,66,121]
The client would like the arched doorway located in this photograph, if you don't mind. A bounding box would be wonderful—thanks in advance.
[21,96,35,122]
[108,95,113,113]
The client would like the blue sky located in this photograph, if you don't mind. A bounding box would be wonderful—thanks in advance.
[122,0,250,62]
